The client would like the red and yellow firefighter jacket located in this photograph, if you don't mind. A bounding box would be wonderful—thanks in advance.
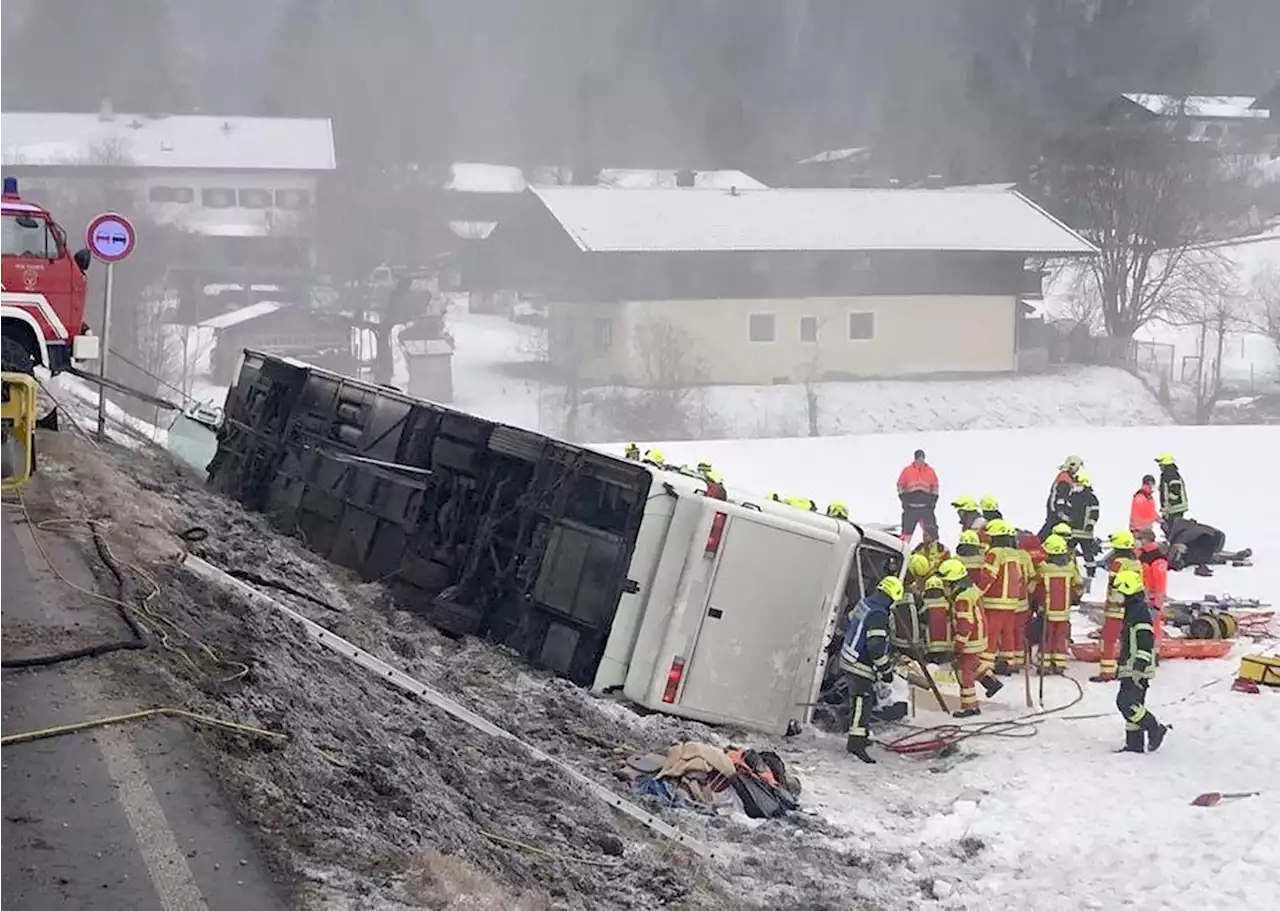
[1034,557,1083,622]
[978,545,1037,612]
[921,587,952,653]
[951,584,988,655]
[912,540,952,574]
[1104,551,1144,619]
[954,543,988,584]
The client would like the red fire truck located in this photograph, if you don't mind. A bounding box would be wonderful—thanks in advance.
[1,177,100,374]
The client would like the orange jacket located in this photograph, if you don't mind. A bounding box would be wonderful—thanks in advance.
[950,584,988,655]
[1130,487,1158,534]
[1035,558,1083,622]
[978,546,1036,611]
[897,463,939,495]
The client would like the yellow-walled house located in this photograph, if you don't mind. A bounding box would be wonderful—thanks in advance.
[480,185,1095,387]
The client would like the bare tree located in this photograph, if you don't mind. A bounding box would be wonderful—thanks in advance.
[1036,119,1248,339]
[1251,265,1280,366]
[1166,279,1251,424]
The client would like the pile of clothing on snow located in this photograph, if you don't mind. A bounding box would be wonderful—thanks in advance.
[617,741,801,819]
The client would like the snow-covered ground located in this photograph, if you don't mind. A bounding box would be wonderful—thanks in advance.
[599,424,1279,910]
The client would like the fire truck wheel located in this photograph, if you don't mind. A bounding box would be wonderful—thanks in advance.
[1,335,36,376]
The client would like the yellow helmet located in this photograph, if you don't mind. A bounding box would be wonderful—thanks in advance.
[1109,529,1135,549]
[826,501,849,519]
[958,529,981,546]
[1052,522,1072,537]
[907,553,931,577]
[979,494,1000,511]
[1076,472,1093,488]
[937,558,969,583]
[924,575,944,591]
[951,494,978,511]
[877,576,905,601]
[1155,453,1176,466]
[1112,569,1144,596]
[644,448,665,465]
[1043,534,1070,555]
[986,518,1015,538]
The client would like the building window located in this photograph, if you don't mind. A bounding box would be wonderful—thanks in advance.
[748,313,777,343]
[148,186,194,204]
[239,189,273,209]
[274,189,312,211]
[848,311,875,341]
[202,188,237,208]
[799,316,819,343]
[593,317,612,352]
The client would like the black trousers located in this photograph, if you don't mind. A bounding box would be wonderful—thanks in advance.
[1074,536,1100,564]
[901,503,939,540]
[1116,677,1157,731]
[846,675,877,745]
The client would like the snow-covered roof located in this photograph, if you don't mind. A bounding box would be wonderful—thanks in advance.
[197,301,282,330]
[529,187,1097,255]
[444,162,527,194]
[797,147,869,165]
[595,169,767,190]
[0,112,336,171]
[1121,94,1269,120]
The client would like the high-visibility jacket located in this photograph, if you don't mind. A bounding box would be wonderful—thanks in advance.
[1130,487,1158,534]
[955,543,988,583]
[978,545,1036,612]
[897,463,939,496]
[1017,530,1047,571]
[783,495,817,512]
[840,590,893,679]
[1045,470,1074,523]
[1158,466,1188,519]
[922,588,952,653]
[1103,551,1143,619]
[913,540,951,574]
[950,584,988,655]
[1119,592,1156,681]
[1035,557,1083,622]
[1068,489,1100,540]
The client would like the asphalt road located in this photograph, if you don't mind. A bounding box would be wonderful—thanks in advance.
[1,506,291,910]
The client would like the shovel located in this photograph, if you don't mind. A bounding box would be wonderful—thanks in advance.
[1190,791,1260,807]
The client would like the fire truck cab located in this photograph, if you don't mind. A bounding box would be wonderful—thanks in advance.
[1,176,99,374]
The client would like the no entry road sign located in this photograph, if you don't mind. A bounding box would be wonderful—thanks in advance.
[86,212,136,263]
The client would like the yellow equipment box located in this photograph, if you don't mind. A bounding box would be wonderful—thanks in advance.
[2,372,38,492]
[1237,654,1280,688]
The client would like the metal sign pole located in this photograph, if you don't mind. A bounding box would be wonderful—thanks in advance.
[96,262,114,442]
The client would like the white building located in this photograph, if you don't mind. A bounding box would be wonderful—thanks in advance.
[0,106,336,242]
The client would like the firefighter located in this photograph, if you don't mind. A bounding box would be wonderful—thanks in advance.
[1111,569,1169,754]
[1068,472,1101,566]
[976,519,1036,674]
[1092,529,1143,682]
[937,558,1003,717]
[912,535,951,575]
[1155,454,1188,520]
[695,459,726,498]
[896,448,940,542]
[1130,474,1158,535]
[624,442,641,461]
[783,495,818,512]
[1035,534,1082,675]
[1038,455,1082,540]
[826,501,850,521]
[904,552,932,600]
[954,529,988,582]
[1136,529,1169,650]
[643,448,666,467]
[951,495,984,537]
[839,575,901,763]
[979,495,1002,523]
[921,575,953,663]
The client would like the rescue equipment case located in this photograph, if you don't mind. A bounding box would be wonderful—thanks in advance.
[1236,654,1280,688]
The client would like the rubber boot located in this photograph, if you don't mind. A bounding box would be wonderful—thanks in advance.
[953,707,981,719]
[845,735,876,764]
[1144,718,1169,753]
[1194,565,1213,577]
[1089,673,1116,683]
[1120,729,1145,753]
[980,675,1004,698]
[994,658,1012,677]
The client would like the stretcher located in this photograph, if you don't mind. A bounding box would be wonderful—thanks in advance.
[1068,639,1233,662]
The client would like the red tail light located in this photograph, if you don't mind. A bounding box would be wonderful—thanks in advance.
[662,657,685,703]
[705,512,727,556]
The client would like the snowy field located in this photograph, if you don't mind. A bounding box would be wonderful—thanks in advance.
[444,308,1172,440]
[599,424,1279,910]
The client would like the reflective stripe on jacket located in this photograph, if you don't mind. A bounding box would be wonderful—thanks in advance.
[1104,553,1144,619]
[978,546,1035,611]
[951,584,988,655]
[1036,558,1082,622]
